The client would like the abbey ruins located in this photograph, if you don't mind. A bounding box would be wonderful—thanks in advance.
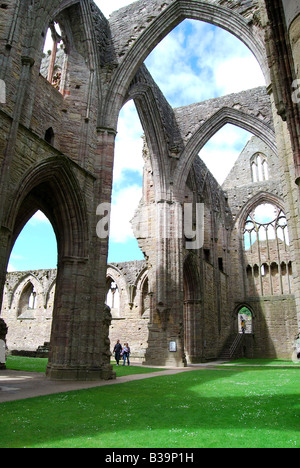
[0,0,299,380]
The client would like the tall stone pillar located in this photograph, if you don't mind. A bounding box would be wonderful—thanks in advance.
[47,127,117,381]
[144,200,187,367]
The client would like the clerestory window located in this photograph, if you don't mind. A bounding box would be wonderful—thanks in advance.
[251,153,269,182]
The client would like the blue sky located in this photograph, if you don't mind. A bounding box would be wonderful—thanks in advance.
[7,1,266,272]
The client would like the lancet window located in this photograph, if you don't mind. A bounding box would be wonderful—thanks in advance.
[251,153,269,182]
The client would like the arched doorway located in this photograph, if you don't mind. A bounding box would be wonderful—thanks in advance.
[237,306,253,335]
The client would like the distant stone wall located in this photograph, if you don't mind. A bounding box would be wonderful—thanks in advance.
[1,263,151,361]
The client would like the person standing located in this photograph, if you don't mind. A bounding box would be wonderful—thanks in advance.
[240,317,246,334]
[113,340,122,366]
[122,343,131,366]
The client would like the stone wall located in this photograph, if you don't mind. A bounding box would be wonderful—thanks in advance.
[1,262,151,361]
[2,126,298,363]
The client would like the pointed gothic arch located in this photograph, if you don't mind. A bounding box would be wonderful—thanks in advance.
[174,106,277,197]
[6,156,88,262]
[103,0,268,129]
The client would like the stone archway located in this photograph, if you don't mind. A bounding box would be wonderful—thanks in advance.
[174,104,277,196]
[103,0,268,128]
[1,157,113,381]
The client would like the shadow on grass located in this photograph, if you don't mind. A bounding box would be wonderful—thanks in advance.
[0,367,299,448]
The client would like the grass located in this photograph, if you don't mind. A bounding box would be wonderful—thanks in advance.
[221,358,300,367]
[5,356,166,377]
[1,358,299,448]
[6,356,48,373]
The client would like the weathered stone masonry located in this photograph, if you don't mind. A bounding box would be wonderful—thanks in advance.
[0,0,299,380]
[2,132,297,363]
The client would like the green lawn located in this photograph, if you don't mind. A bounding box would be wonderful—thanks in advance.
[5,356,166,377]
[1,359,299,448]
[222,358,300,367]
[6,356,49,373]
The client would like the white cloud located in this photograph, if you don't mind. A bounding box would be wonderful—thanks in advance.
[28,211,50,226]
[94,0,132,17]
[110,185,143,243]
[114,101,144,184]
[145,19,265,107]
[199,125,252,185]
[215,56,265,95]
[7,263,16,272]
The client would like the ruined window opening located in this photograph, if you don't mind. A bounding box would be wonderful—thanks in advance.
[41,22,65,92]
[106,278,120,318]
[243,203,292,296]
[45,127,54,145]
[251,153,269,182]
[141,277,150,317]
[18,282,36,317]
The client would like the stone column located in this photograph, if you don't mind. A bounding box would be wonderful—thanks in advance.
[46,128,117,381]
[144,200,187,367]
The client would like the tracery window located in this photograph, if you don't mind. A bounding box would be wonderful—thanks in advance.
[243,203,293,296]
[251,153,269,182]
